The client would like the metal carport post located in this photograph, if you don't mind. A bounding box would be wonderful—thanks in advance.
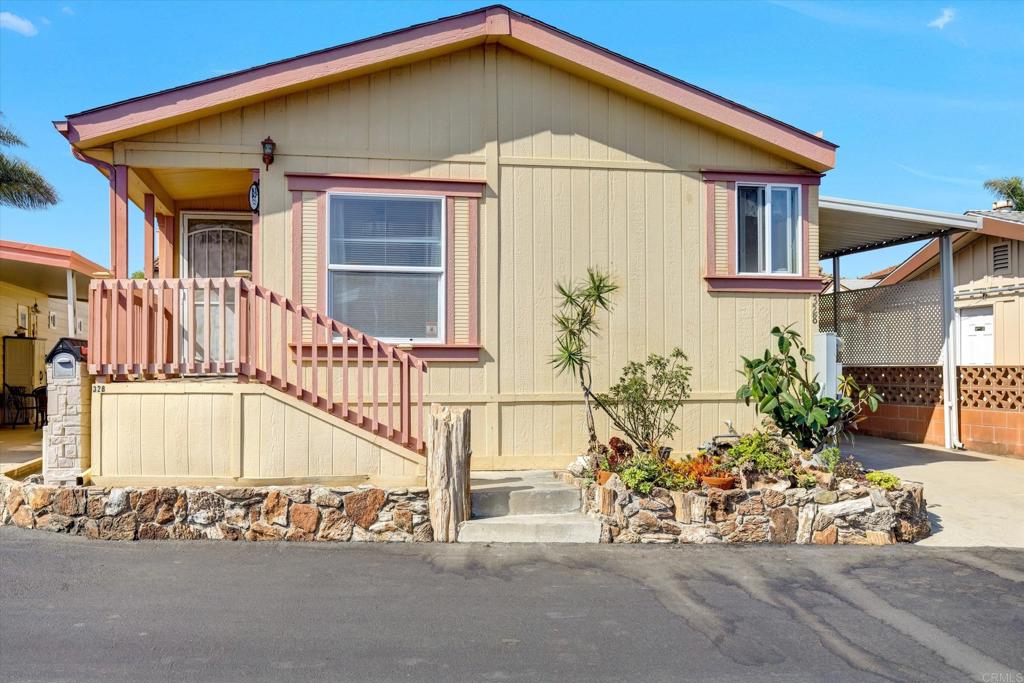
[818,197,982,449]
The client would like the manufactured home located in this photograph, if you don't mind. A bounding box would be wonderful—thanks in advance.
[54,6,979,486]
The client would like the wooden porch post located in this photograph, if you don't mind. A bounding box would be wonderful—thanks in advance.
[158,213,175,278]
[143,193,156,279]
[251,168,260,284]
[111,164,129,278]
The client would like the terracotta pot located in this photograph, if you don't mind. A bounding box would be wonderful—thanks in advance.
[596,470,613,485]
[702,474,735,490]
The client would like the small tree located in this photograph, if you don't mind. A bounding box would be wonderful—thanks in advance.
[597,349,692,453]
[736,324,881,450]
[552,268,618,450]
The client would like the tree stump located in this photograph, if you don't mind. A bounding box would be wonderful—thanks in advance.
[426,405,472,542]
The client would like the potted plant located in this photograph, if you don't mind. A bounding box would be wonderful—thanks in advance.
[684,454,734,490]
[596,437,632,485]
[701,470,735,491]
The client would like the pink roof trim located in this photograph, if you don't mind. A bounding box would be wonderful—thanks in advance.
[0,239,107,276]
[61,6,836,170]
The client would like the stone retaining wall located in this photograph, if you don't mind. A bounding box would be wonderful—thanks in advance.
[0,476,432,543]
[561,473,931,545]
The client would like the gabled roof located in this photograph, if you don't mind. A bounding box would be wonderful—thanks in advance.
[58,5,837,171]
[879,213,1023,286]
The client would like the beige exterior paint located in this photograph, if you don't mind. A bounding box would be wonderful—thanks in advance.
[86,44,820,476]
[919,234,1024,364]
[0,280,87,390]
[90,381,423,486]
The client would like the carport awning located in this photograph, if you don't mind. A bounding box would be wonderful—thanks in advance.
[0,241,105,301]
[819,196,981,259]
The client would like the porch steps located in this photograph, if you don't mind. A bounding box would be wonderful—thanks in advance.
[457,470,601,543]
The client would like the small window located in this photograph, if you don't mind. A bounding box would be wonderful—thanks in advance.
[737,184,800,275]
[328,194,444,343]
[992,242,1011,273]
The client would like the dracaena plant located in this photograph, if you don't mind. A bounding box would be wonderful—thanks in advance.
[736,324,881,450]
[551,268,619,450]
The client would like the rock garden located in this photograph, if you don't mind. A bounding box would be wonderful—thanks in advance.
[553,270,930,544]
[0,478,434,543]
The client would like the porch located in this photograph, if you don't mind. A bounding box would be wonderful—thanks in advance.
[58,152,432,484]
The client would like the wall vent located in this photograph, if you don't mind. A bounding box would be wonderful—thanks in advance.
[992,242,1011,273]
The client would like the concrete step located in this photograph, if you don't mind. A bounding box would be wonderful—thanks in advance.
[469,470,582,518]
[457,513,602,543]
[471,486,582,518]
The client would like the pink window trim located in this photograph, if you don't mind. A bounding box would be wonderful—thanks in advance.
[704,171,819,283]
[704,275,823,293]
[291,343,481,363]
[292,177,482,357]
[702,171,823,185]
[286,173,486,197]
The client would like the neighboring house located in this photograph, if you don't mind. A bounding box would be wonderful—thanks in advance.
[51,6,960,485]
[0,241,101,425]
[879,208,1024,365]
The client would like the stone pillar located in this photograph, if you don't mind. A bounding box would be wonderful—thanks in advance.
[43,350,93,485]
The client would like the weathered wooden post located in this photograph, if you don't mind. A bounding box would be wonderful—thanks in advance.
[426,404,471,542]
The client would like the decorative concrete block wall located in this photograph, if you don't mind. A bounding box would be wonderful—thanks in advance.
[43,359,93,485]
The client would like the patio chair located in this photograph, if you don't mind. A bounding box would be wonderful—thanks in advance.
[3,384,35,429]
[32,386,47,430]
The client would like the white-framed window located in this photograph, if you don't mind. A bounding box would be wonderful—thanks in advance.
[327,193,445,343]
[736,183,801,275]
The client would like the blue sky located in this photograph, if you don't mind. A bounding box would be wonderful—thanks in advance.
[1,0,1021,276]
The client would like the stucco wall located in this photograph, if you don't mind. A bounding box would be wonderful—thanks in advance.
[90,44,820,471]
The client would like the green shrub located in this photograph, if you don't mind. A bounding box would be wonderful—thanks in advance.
[618,454,695,494]
[737,324,882,450]
[866,471,900,490]
[796,472,818,489]
[725,431,793,475]
[834,455,863,480]
[596,349,692,453]
[819,447,842,473]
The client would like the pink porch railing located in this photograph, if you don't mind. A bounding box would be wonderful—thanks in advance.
[88,278,429,453]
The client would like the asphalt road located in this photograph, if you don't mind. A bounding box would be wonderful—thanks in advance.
[1,528,1022,683]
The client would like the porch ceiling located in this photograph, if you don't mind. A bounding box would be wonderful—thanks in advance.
[819,196,981,259]
[150,168,253,201]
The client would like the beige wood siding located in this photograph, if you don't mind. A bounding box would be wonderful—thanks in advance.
[99,43,821,472]
[917,234,1024,365]
[91,381,423,486]
[807,185,820,276]
[0,281,87,386]
[713,181,729,275]
[451,196,473,343]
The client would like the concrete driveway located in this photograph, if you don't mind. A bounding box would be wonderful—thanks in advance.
[1,528,1022,683]
[848,436,1024,548]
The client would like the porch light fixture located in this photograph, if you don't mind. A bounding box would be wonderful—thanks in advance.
[261,136,276,170]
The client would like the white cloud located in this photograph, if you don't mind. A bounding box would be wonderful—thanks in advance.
[0,11,38,36]
[928,8,955,29]
[62,6,75,15]
[892,163,979,188]
[39,17,52,26]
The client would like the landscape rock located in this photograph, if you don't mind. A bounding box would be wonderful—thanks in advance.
[343,488,387,529]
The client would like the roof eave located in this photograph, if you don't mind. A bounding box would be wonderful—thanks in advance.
[61,5,836,171]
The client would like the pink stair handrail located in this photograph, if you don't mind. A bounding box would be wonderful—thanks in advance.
[87,277,428,454]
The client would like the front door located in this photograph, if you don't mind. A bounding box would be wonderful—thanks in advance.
[958,305,994,366]
[180,213,253,370]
